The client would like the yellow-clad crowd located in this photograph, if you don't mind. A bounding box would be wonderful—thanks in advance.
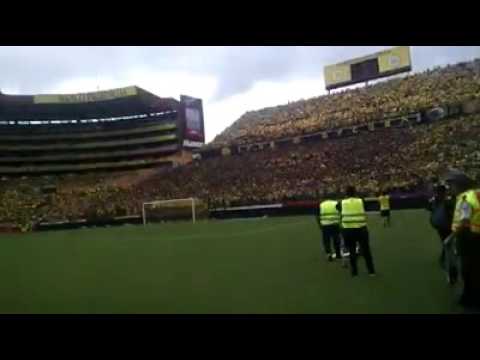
[212,59,480,146]
[1,112,479,230]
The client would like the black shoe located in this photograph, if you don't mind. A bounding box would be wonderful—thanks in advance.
[458,293,480,308]
[439,253,446,269]
[327,254,333,262]
[448,269,458,286]
[459,295,472,308]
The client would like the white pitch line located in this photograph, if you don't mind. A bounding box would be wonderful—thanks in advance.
[145,218,312,243]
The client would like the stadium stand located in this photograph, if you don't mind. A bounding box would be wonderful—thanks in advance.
[134,113,480,206]
[0,86,205,230]
[211,59,480,146]
[3,111,479,230]
[0,86,195,175]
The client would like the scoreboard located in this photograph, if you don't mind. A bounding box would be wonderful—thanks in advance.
[180,95,205,148]
[324,46,412,90]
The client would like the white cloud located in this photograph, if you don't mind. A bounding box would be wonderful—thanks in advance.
[122,69,218,101]
[204,77,326,142]
[49,77,120,94]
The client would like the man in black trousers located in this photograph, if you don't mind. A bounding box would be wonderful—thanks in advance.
[426,184,456,284]
[316,196,342,261]
[337,186,376,277]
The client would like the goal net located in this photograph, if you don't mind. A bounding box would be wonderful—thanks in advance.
[142,197,208,225]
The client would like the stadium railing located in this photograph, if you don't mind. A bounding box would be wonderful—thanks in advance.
[0,134,178,151]
[0,123,177,141]
[0,144,179,163]
[0,157,174,174]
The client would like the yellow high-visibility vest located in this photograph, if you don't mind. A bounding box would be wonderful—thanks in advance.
[319,200,340,226]
[452,189,480,234]
[341,198,367,229]
[378,195,390,211]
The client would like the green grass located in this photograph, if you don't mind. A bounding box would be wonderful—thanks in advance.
[0,210,467,314]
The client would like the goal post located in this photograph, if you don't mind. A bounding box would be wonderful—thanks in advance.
[142,197,207,226]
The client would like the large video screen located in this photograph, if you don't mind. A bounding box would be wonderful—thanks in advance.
[324,46,412,90]
[185,107,202,133]
[350,58,379,83]
[180,95,205,147]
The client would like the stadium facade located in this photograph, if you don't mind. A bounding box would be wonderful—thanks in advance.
[0,86,205,175]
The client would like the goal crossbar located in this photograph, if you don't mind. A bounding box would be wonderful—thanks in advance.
[142,197,196,226]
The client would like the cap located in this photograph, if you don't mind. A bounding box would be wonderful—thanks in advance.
[346,185,356,197]
[443,168,473,186]
[434,184,447,193]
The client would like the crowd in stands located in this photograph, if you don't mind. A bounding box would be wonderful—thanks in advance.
[212,59,480,146]
[1,59,480,230]
[2,112,478,230]
[0,183,43,231]
[136,113,480,208]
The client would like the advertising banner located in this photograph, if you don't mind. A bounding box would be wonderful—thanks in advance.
[34,86,138,104]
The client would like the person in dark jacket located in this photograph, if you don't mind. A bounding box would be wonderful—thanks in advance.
[427,185,455,256]
[426,184,456,283]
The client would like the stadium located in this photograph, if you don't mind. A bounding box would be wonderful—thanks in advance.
[0,86,204,175]
[1,47,480,314]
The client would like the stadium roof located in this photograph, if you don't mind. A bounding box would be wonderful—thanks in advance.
[0,86,180,121]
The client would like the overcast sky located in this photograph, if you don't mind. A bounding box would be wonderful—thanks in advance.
[1,46,479,142]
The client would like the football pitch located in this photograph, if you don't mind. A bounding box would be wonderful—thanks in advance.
[0,209,468,314]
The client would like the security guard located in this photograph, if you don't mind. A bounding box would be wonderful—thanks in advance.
[378,191,391,227]
[316,196,342,261]
[337,186,376,277]
[444,169,480,308]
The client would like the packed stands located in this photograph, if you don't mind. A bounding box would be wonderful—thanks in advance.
[136,113,480,207]
[212,59,480,146]
[2,111,479,229]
